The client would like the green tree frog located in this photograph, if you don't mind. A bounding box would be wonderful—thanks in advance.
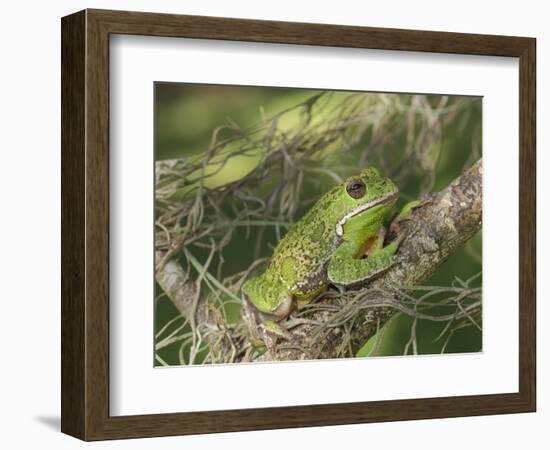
[242,167,403,332]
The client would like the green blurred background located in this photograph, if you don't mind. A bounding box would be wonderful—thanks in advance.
[155,83,482,364]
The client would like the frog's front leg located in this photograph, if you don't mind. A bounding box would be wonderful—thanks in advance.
[388,199,422,238]
[327,237,399,286]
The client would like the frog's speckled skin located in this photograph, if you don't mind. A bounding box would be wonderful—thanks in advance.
[242,167,399,319]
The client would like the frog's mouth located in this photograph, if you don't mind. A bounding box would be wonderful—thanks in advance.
[335,189,399,237]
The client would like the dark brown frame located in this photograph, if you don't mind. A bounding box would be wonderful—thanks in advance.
[61,8,536,441]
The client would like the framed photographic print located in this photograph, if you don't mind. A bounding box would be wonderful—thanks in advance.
[61,9,536,440]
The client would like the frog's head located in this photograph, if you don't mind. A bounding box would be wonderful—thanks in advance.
[335,167,399,239]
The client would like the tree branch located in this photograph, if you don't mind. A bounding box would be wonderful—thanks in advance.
[155,252,202,322]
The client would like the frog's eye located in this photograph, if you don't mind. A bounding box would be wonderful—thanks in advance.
[346,179,366,199]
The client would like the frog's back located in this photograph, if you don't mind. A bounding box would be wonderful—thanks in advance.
[267,194,340,288]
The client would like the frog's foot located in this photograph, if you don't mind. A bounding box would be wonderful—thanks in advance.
[259,320,291,350]
[328,238,401,286]
[241,302,289,350]
[388,199,423,238]
[240,294,265,344]
[396,200,421,221]
[262,320,291,339]
[241,288,295,350]
[394,194,436,222]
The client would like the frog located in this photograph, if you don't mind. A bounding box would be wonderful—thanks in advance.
[242,167,407,339]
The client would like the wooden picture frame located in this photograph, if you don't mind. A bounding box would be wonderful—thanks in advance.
[61,8,536,441]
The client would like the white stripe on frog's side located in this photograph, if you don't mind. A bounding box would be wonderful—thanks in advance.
[335,190,399,237]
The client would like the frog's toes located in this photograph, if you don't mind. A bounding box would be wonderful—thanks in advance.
[396,200,422,221]
[389,200,421,237]
[262,320,291,340]
[393,232,407,247]
[258,320,291,350]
